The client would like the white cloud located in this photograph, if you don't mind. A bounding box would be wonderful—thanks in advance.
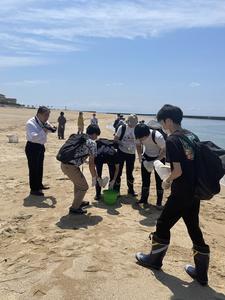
[2,79,48,86]
[0,56,47,67]
[0,33,79,53]
[4,1,225,39]
[0,1,225,65]
[190,82,201,87]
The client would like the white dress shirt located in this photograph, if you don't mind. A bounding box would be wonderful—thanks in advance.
[26,116,48,145]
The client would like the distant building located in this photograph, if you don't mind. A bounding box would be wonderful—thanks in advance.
[0,94,18,105]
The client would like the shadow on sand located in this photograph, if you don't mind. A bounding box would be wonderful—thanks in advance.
[92,198,122,215]
[23,195,57,208]
[56,213,103,230]
[142,267,225,300]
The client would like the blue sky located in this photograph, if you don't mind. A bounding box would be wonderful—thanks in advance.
[0,0,225,115]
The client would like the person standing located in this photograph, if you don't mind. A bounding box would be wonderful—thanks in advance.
[135,123,165,209]
[113,114,125,133]
[114,114,138,196]
[57,111,66,139]
[136,104,210,286]
[90,113,98,126]
[77,111,84,134]
[25,106,56,196]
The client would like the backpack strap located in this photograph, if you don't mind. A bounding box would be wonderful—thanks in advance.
[119,124,126,141]
[151,129,157,144]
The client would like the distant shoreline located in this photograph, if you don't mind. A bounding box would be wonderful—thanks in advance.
[1,106,225,121]
[105,112,225,121]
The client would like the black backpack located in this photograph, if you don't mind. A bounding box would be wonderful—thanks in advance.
[113,124,126,149]
[96,139,117,160]
[176,133,225,200]
[56,134,88,163]
[116,124,126,140]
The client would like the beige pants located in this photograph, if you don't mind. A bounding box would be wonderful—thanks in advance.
[61,163,89,209]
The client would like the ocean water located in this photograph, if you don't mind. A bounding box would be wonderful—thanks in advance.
[144,117,225,149]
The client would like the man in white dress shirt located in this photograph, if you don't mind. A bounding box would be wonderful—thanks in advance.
[25,106,56,196]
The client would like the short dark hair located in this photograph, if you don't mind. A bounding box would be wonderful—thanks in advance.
[134,123,150,139]
[60,111,64,116]
[86,124,101,136]
[37,106,50,114]
[157,104,183,125]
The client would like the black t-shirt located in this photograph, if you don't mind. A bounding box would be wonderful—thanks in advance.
[166,129,197,196]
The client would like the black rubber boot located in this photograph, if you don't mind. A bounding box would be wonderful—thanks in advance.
[136,233,169,270]
[185,244,210,286]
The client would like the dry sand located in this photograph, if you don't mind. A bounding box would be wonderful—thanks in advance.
[0,107,225,300]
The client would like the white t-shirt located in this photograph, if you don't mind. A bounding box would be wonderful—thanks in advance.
[116,125,136,155]
[137,130,165,158]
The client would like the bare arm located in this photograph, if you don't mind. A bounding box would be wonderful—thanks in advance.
[158,147,166,161]
[166,162,182,183]
[136,144,142,157]
[89,155,98,178]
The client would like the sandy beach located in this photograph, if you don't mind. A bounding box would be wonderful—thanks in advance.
[0,107,225,300]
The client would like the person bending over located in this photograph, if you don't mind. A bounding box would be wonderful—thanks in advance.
[135,123,165,209]
[60,125,101,214]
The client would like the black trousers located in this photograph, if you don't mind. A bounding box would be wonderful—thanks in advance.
[95,160,115,196]
[114,149,135,193]
[156,193,207,247]
[25,141,45,191]
[58,125,65,139]
[141,159,164,205]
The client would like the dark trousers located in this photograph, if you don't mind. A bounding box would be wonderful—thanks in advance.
[95,160,115,196]
[141,159,164,205]
[156,193,207,247]
[25,141,45,191]
[114,149,135,193]
[58,125,65,139]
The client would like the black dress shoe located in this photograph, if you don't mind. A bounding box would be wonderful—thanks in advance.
[40,185,50,190]
[79,201,90,208]
[30,190,44,196]
[69,207,87,215]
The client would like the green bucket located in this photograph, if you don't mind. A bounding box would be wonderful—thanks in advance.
[103,189,118,205]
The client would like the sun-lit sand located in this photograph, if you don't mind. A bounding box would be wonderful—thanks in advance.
[0,107,225,300]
